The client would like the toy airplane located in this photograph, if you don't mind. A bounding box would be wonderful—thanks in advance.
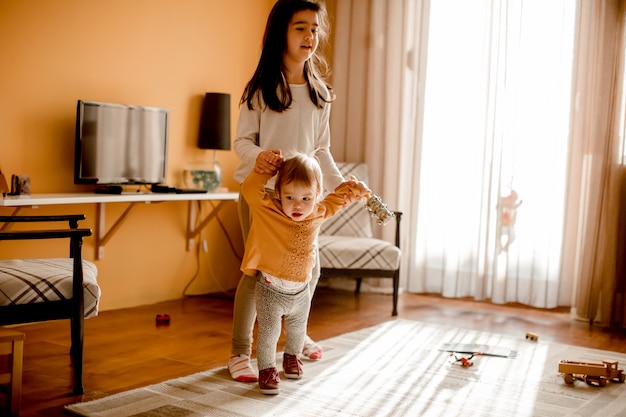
[448,352,483,367]
[439,343,518,359]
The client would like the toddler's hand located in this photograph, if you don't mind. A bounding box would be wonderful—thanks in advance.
[255,149,283,175]
[343,176,371,206]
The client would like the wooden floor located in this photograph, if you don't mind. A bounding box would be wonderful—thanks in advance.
[4,285,626,416]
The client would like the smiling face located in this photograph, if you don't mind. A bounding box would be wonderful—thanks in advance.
[284,9,319,68]
[279,180,318,222]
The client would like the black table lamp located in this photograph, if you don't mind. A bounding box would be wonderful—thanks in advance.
[198,92,231,151]
[185,93,231,192]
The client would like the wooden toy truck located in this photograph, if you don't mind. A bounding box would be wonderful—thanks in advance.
[558,360,626,387]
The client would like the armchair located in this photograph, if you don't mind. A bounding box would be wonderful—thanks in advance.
[319,163,402,316]
[0,214,100,395]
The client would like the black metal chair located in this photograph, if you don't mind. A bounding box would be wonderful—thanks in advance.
[0,214,100,395]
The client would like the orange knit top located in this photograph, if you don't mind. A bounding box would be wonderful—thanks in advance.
[240,171,358,282]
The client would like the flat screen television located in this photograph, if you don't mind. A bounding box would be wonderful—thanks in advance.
[74,100,169,188]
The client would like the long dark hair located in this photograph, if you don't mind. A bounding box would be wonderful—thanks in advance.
[240,0,335,112]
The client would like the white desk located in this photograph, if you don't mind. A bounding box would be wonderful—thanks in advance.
[0,192,239,259]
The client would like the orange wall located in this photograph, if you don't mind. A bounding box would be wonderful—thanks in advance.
[0,0,274,310]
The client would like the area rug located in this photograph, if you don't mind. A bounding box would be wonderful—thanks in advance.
[65,319,626,417]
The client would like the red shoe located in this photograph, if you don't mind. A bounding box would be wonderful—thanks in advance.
[259,367,280,395]
[283,353,303,379]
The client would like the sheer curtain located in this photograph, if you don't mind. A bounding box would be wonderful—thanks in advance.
[330,0,626,324]
[405,0,577,307]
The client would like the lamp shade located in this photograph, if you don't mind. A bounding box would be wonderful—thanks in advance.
[198,92,231,150]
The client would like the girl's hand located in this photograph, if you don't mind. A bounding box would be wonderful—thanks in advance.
[343,177,371,206]
[255,149,283,174]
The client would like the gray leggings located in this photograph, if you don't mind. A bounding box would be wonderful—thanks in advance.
[255,278,311,371]
[231,186,320,356]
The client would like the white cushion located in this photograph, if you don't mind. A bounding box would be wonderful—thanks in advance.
[319,235,400,270]
[0,258,100,318]
[320,162,400,273]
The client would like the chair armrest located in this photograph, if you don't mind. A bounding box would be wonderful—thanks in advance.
[0,229,92,241]
[0,215,92,257]
[392,211,402,248]
[0,214,86,229]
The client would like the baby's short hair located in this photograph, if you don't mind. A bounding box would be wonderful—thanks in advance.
[275,153,323,197]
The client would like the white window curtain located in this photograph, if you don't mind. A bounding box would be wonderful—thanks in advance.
[405,0,577,307]
[330,0,626,320]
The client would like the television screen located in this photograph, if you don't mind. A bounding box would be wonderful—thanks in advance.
[74,100,169,186]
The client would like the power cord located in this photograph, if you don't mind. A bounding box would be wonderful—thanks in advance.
[182,200,242,297]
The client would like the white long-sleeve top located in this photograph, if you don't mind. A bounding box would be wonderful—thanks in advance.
[233,83,343,192]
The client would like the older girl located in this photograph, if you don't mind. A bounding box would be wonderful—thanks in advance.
[229,0,364,382]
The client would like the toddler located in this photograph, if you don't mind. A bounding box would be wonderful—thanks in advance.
[240,152,368,394]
